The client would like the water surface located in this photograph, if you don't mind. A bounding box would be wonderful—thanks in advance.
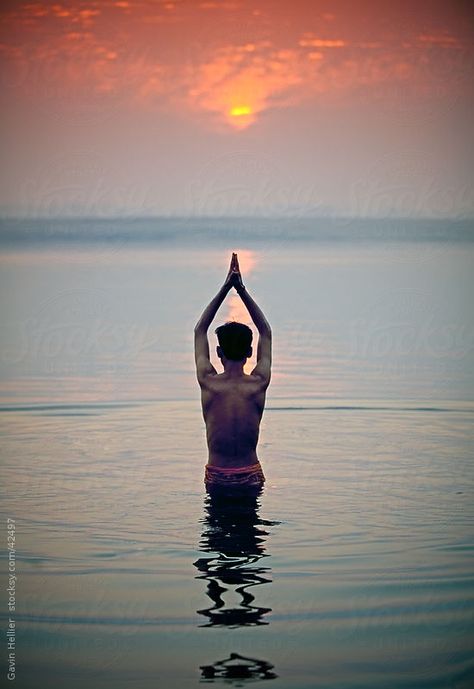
[1,219,473,688]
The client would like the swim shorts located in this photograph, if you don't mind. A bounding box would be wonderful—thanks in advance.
[204,462,265,488]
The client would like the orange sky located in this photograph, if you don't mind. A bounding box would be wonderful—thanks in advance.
[2,0,472,129]
[0,0,473,216]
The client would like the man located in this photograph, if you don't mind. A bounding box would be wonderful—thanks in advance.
[194,253,272,489]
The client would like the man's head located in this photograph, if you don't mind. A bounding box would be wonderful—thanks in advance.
[215,321,253,362]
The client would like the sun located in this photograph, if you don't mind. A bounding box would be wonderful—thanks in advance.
[227,105,256,129]
[230,105,252,117]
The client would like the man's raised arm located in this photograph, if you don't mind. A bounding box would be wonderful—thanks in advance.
[233,259,272,385]
[194,257,236,384]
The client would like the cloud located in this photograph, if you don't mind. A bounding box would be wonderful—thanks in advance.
[182,42,313,128]
[417,33,462,48]
[299,36,346,48]
[1,0,472,129]
[180,33,435,128]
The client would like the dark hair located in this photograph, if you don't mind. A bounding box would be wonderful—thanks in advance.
[215,321,253,361]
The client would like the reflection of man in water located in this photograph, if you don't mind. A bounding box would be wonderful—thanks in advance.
[200,652,278,682]
[194,253,272,488]
[194,489,273,628]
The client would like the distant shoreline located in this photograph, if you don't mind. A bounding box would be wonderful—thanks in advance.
[1,215,473,245]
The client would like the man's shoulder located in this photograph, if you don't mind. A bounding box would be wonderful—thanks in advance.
[200,371,265,391]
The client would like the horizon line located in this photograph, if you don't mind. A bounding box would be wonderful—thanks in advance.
[1,214,473,223]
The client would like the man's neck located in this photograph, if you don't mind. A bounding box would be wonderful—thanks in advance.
[222,360,245,376]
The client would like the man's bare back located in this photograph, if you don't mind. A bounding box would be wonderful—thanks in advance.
[194,254,272,479]
[200,370,267,467]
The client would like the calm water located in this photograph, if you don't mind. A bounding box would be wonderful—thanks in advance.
[1,219,473,688]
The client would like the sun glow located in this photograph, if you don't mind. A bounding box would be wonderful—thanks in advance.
[230,105,252,117]
[225,249,256,323]
[227,104,256,129]
[224,250,257,371]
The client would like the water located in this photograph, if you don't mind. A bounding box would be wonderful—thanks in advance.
[1,218,473,688]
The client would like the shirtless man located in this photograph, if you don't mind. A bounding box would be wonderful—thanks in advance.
[194,253,272,489]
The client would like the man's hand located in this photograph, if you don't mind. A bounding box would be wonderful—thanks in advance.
[223,252,245,291]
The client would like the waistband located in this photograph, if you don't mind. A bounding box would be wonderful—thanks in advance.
[205,462,263,474]
[204,462,265,486]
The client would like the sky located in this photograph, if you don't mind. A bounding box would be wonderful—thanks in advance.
[0,0,473,218]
